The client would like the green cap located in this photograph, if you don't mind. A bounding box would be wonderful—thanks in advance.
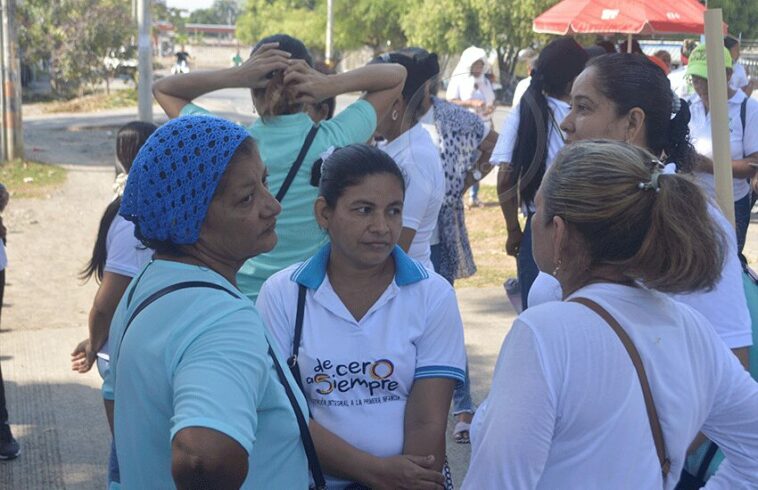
[686,44,733,79]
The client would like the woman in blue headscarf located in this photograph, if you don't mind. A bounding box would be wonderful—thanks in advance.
[103,115,314,488]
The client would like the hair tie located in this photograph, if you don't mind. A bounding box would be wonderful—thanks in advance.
[320,145,336,163]
[113,172,128,199]
[638,169,662,192]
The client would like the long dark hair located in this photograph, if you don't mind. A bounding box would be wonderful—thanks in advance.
[587,54,696,173]
[511,37,588,206]
[370,49,439,124]
[81,121,157,282]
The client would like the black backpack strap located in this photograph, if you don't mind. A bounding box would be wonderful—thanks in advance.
[695,442,720,481]
[287,285,308,391]
[268,344,326,489]
[120,281,240,347]
[118,279,326,488]
[276,125,320,203]
[741,97,748,136]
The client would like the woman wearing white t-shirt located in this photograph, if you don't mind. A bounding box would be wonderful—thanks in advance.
[491,37,588,310]
[685,44,758,255]
[725,36,754,97]
[70,121,156,486]
[258,144,466,489]
[464,140,758,489]
[371,52,446,271]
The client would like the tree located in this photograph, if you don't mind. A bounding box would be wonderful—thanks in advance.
[236,0,405,58]
[189,0,240,25]
[18,0,134,97]
[709,0,758,38]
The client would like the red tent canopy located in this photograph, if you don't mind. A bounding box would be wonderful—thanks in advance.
[533,0,721,35]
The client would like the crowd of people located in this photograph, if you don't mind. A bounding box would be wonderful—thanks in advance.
[44,32,758,488]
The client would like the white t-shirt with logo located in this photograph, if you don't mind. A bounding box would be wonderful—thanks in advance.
[689,90,758,201]
[381,123,445,269]
[464,283,758,489]
[527,202,752,349]
[490,96,569,213]
[257,244,466,489]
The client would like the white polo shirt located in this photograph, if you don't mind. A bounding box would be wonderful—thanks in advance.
[730,62,750,93]
[490,96,569,213]
[257,244,466,489]
[381,123,445,269]
[527,201,752,349]
[688,90,758,201]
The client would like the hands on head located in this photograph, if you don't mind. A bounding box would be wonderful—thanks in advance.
[239,42,331,104]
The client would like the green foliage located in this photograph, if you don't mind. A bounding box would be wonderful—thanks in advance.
[189,0,240,25]
[18,0,135,97]
[710,0,758,39]
[153,3,187,33]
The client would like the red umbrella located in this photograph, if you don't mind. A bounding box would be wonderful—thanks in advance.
[533,0,721,35]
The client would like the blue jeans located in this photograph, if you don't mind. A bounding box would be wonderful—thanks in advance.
[517,214,540,311]
[430,244,474,415]
[735,192,751,255]
[108,438,120,487]
[470,182,480,202]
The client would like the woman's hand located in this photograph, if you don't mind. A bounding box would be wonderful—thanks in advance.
[235,43,292,89]
[368,454,445,490]
[283,60,331,104]
[506,227,523,256]
[71,338,96,373]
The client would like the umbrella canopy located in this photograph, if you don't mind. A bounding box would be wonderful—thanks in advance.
[533,0,721,35]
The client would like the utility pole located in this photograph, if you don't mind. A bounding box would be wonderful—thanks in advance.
[0,0,23,161]
[137,0,153,123]
[325,0,333,67]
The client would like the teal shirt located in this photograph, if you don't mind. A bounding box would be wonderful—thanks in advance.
[181,100,377,301]
[103,260,309,489]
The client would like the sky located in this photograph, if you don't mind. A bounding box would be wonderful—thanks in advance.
[165,0,214,12]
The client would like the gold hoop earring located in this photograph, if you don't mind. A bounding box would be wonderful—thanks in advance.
[391,110,399,121]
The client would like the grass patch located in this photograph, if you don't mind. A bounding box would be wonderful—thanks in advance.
[456,184,520,288]
[0,160,67,198]
[26,88,138,114]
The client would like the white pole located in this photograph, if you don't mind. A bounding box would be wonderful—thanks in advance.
[325,0,333,66]
[137,0,153,123]
[704,9,735,225]
[627,33,633,53]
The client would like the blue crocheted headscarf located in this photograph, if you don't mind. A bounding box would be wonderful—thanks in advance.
[120,115,251,245]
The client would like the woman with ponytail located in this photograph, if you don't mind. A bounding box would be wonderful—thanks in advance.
[464,140,758,488]
[153,34,406,301]
[491,37,589,310]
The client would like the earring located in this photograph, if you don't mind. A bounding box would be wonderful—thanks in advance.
[552,258,562,277]
[391,110,399,121]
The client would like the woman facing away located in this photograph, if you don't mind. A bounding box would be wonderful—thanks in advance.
[464,140,758,489]
[153,34,406,302]
[257,144,466,489]
[446,46,497,207]
[104,115,313,488]
[491,37,589,311]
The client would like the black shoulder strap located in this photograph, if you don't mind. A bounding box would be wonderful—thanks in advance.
[741,97,748,136]
[268,344,326,489]
[118,280,325,488]
[276,125,320,203]
[287,284,308,391]
[695,442,720,481]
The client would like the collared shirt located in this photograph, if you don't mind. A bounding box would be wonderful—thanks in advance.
[181,99,377,301]
[380,123,445,270]
[257,244,466,489]
[688,90,758,201]
[730,62,750,92]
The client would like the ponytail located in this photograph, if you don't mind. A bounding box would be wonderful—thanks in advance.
[511,79,550,206]
[80,197,122,283]
[664,98,697,173]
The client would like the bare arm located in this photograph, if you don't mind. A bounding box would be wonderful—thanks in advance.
[402,378,456,473]
[449,98,485,110]
[310,419,444,489]
[693,152,758,179]
[398,228,417,253]
[497,165,523,256]
[153,43,292,118]
[172,427,248,490]
[71,272,132,373]
[463,129,499,191]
